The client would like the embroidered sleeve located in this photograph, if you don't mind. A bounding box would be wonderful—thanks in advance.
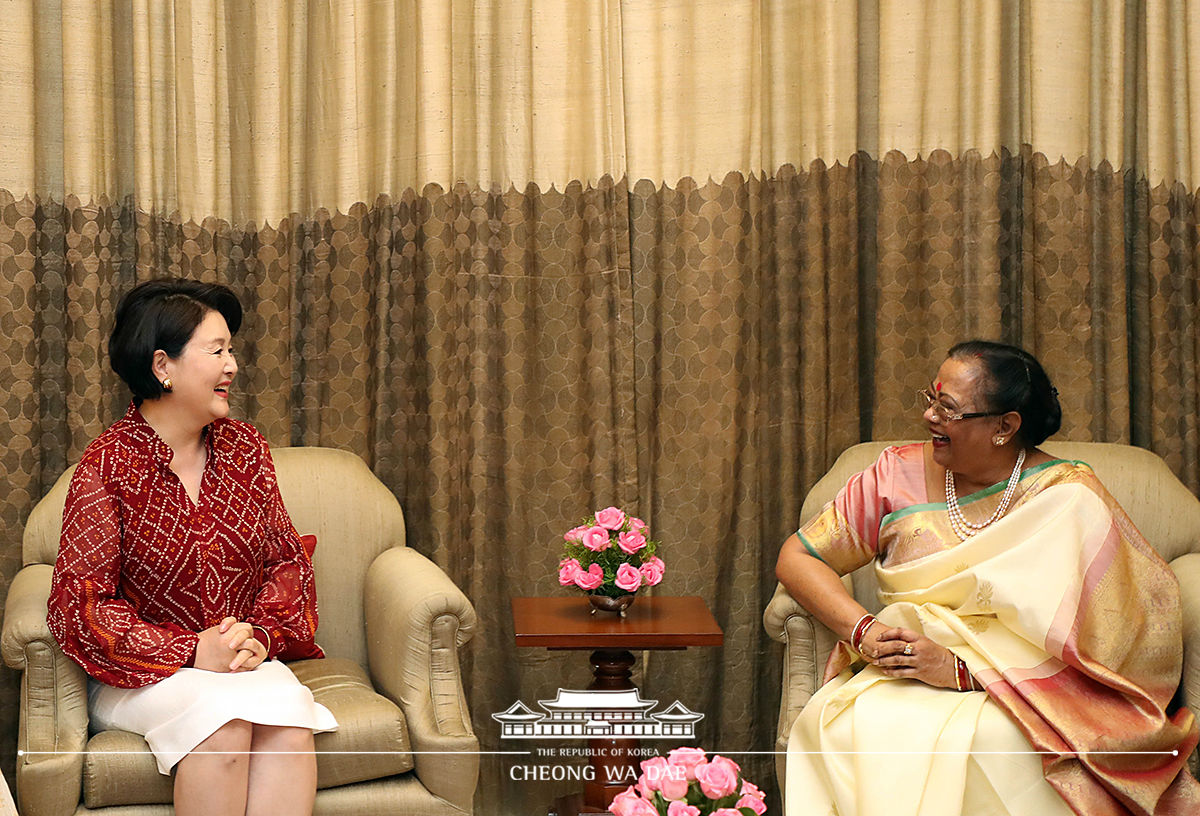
[46,460,200,688]
[244,436,323,660]
[795,446,899,576]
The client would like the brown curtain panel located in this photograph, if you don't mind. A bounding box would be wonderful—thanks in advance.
[3,2,1200,813]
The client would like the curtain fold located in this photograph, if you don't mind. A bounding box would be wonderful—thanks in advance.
[3,1,1200,812]
[628,166,867,792]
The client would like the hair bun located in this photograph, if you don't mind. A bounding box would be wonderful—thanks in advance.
[948,340,1060,446]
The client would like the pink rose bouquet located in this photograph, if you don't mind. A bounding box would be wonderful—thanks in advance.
[559,506,663,598]
[610,749,767,816]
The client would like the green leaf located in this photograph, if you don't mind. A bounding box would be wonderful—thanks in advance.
[713,792,739,809]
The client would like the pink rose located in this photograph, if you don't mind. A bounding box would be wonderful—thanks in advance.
[641,757,689,800]
[628,800,658,816]
[667,802,700,816]
[609,788,656,816]
[638,756,667,795]
[618,530,647,554]
[628,796,657,816]
[629,517,648,534]
[582,526,611,552]
[695,755,741,799]
[615,563,643,592]
[564,525,588,543]
[608,788,643,816]
[740,780,766,800]
[640,556,665,586]
[595,506,627,530]
[711,810,743,816]
[666,747,708,781]
[735,794,767,815]
[658,767,690,801]
[558,558,581,586]
[573,563,604,591]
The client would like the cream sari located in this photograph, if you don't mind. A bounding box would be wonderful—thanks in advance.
[786,445,1199,816]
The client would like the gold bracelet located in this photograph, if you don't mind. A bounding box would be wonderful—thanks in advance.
[251,625,272,657]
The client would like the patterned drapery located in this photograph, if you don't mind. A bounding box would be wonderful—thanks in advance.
[2,1,1199,812]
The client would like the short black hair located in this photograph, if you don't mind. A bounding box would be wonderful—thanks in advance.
[109,279,243,403]
[948,340,1062,446]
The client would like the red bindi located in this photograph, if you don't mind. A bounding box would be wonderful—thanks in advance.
[935,381,942,392]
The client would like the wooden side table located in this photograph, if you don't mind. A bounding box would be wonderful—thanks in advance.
[511,596,723,815]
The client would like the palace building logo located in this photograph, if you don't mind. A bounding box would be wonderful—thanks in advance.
[493,688,703,740]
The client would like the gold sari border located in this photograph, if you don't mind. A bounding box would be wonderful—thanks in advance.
[879,458,1087,528]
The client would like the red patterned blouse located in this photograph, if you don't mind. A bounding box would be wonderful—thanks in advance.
[47,403,322,688]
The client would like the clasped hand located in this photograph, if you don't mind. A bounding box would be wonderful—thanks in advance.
[858,625,957,690]
[194,617,267,673]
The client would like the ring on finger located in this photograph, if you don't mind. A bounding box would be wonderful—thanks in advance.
[903,643,914,656]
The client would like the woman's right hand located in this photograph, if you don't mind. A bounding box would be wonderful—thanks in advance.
[193,617,265,673]
[855,621,888,661]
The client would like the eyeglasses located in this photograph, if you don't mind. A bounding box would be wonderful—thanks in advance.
[918,388,1004,423]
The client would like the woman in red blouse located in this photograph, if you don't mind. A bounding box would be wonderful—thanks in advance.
[47,279,336,816]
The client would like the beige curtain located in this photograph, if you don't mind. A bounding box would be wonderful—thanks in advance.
[3,1,1200,812]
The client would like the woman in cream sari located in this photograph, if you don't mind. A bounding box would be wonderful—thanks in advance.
[776,341,1200,816]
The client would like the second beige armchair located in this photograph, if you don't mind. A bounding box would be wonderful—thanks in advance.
[764,440,1200,793]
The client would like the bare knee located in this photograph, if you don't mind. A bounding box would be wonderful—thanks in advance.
[251,724,314,753]
[193,719,253,759]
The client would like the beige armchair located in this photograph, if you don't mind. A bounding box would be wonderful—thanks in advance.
[764,441,1200,791]
[2,447,478,816]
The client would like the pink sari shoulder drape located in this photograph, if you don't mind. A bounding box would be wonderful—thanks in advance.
[796,443,929,575]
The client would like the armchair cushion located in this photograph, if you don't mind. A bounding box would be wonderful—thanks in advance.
[83,731,170,808]
[295,657,414,786]
[82,658,414,808]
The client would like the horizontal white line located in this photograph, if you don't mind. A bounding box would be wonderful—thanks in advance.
[18,750,529,756]
[728,750,1181,756]
[17,749,1181,757]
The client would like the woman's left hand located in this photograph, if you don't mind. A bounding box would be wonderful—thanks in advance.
[220,620,268,672]
[869,627,958,689]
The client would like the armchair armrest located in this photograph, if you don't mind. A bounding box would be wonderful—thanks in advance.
[1170,553,1200,778]
[1,564,88,816]
[763,582,843,796]
[763,584,831,740]
[364,547,478,814]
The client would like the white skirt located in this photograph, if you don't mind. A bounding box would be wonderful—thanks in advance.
[88,660,339,774]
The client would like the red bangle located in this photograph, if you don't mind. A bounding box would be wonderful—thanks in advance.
[954,656,973,692]
[850,614,878,652]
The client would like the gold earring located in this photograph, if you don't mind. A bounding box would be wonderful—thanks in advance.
[162,378,173,392]
[993,436,1005,446]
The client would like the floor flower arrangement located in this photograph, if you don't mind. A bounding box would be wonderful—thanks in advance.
[609,748,767,816]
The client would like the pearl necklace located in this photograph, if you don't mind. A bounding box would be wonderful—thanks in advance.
[945,448,1026,540]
